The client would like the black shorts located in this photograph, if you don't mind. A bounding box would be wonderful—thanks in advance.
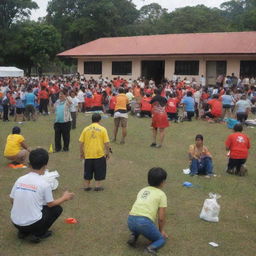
[16,108,24,114]
[84,157,106,181]
[91,106,103,111]
[223,104,231,109]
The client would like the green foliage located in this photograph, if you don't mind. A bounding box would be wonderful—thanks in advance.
[167,5,231,33]
[46,0,139,49]
[4,21,61,74]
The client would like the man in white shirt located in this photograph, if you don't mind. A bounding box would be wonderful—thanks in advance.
[10,148,74,243]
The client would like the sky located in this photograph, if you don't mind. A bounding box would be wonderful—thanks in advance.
[31,0,226,20]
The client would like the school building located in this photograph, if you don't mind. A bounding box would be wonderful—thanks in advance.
[58,31,256,85]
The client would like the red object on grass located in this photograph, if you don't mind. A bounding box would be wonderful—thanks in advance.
[65,218,78,224]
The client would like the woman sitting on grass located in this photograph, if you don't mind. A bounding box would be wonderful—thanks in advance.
[4,126,30,165]
[188,134,213,178]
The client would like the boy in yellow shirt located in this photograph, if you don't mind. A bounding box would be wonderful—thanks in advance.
[79,113,110,191]
[4,127,30,165]
[127,167,168,255]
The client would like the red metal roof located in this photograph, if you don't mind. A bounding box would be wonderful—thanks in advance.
[58,32,256,57]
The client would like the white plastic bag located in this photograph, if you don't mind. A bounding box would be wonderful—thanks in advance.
[200,193,221,222]
[42,170,60,190]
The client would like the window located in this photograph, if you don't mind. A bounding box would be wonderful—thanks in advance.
[112,61,132,75]
[240,61,256,78]
[175,61,199,75]
[84,61,102,74]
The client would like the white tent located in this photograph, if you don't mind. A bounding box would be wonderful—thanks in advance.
[0,66,24,77]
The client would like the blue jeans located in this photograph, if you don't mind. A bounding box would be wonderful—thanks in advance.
[190,157,213,175]
[127,215,166,250]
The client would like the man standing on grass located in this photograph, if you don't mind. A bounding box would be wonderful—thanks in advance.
[79,113,110,191]
[113,87,129,144]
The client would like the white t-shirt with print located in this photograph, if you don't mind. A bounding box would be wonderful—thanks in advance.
[10,172,54,226]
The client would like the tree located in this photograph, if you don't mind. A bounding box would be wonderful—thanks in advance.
[167,5,231,33]
[138,3,167,23]
[46,0,139,49]
[0,0,38,64]
[5,21,61,74]
[221,0,256,30]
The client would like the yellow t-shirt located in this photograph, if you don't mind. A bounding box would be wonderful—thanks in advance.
[129,186,167,222]
[4,134,25,157]
[79,123,110,159]
[114,94,129,111]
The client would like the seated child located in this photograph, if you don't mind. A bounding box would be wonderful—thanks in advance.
[127,167,168,255]
[188,134,213,177]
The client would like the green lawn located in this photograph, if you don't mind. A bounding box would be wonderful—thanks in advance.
[0,113,255,256]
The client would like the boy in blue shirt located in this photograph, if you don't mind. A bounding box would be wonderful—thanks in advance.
[181,91,195,121]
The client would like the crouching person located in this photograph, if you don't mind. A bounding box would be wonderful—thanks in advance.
[127,167,168,255]
[10,148,74,243]
[4,126,30,165]
[225,124,250,176]
[188,134,213,178]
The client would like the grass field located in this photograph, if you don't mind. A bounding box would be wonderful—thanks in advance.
[0,113,255,256]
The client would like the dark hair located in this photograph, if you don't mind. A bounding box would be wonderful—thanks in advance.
[92,113,101,123]
[234,123,243,132]
[187,91,193,97]
[29,148,49,170]
[213,94,219,99]
[12,126,21,134]
[148,167,167,187]
[118,87,124,94]
[195,134,203,141]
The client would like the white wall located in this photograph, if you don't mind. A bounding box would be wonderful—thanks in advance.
[77,55,256,83]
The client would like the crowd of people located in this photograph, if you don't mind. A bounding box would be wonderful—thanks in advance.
[2,72,253,255]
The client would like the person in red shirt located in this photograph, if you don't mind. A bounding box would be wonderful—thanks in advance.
[202,94,222,119]
[84,92,93,112]
[225,124,250,176]
[92,91,103,111]
[150,89,169,148]
[140,94,152,117]
[38,87,49,115]
[108,93,117,116]
[166,93,179,122]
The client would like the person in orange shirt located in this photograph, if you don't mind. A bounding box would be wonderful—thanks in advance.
[225,124,250,176]
[38,87,49,115]
[113,87,129,144]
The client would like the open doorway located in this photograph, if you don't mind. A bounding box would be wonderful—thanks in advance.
[206,61,227,86]
[141,61,165,85]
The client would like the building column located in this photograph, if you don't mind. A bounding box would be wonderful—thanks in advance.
[77,59,84,74]
[227,59,240,77]
[132,59,141,80]
[102,60,112,78]
[164,59,175,80]
[199,59,206,77]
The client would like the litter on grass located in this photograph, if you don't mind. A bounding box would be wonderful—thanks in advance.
[183,168,191,175]
[209,242,219,247]
[183,181,193,187]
